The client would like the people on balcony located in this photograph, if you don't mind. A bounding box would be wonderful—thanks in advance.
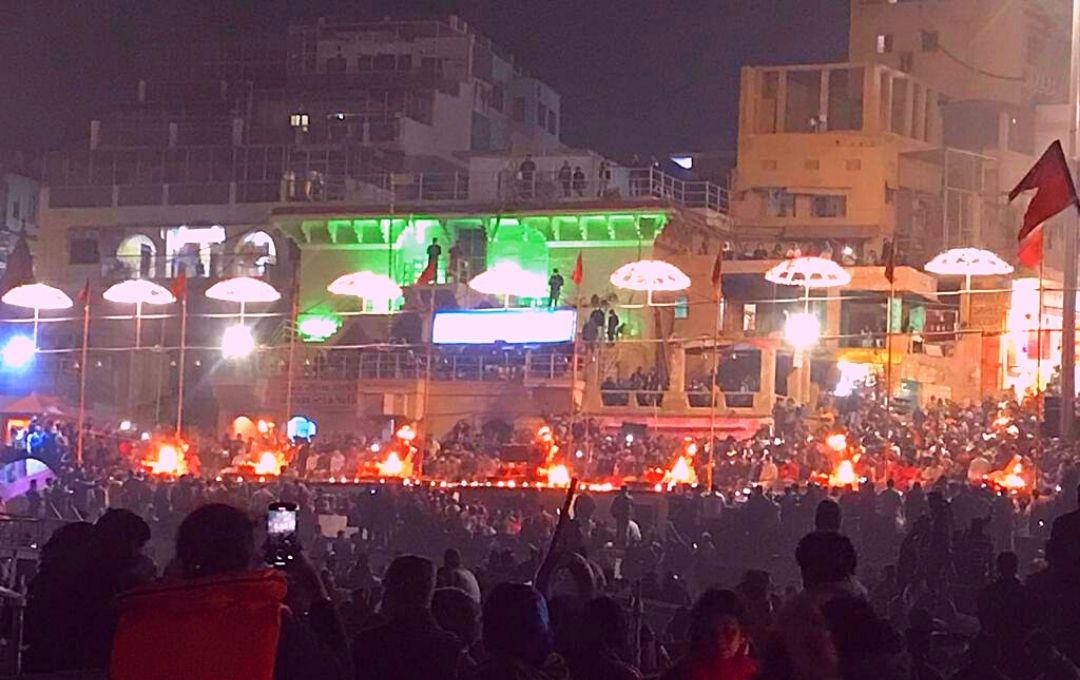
[548,268,564,308]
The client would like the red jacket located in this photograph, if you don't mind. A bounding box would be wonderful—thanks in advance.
[111,569,287,680]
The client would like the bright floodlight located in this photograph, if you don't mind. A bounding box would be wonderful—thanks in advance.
[609,260,691,292]
[468,262,548,298]
[765,257,852,289]
[924,248,1014,277]
[221,324,256,359]
[784,312,821,351]
[1,335,35,368]
[1,283,73,310]
[206,277,281,304]
[327,271,403,301]
[103,279,175,305]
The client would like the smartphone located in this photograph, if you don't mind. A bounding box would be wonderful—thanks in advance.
[266,501,298,568]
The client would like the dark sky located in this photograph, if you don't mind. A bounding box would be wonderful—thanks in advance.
[0,0,848,158]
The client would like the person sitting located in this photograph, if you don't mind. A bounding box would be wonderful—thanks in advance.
[436,548,480,603]
[353,555,466,680]
[110,503,348,680]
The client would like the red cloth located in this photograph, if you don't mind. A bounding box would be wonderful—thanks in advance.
[684,655,758,680]
[1009,140,1078,267]
[711,252,723,296]
[110,569,287,680]
[571,252,584,286]
[415,260,437,285]
[170,271,188,300]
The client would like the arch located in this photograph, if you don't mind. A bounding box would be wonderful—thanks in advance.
[236,230,278,277]
[116,235,158,279]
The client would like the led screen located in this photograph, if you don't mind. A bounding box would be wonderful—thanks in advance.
[432,308,577,345]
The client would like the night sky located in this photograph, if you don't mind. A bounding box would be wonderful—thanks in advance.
[0,0,848,158]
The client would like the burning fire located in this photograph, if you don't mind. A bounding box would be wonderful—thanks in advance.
[141,442,191,477]
[826,433,847,452]
[1003,463,1027,489]
[547,464,572,487]
[253,451,285,476]
[830,460,857,487]
[378,451,406,477]
[396,424,417,441]
[662,456,698,486]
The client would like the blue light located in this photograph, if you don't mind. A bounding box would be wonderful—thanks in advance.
[2,335,36,369]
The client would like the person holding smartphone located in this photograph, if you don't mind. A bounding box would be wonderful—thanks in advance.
[110,503,350,680]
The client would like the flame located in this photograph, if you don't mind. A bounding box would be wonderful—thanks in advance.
[826,433,847,452]
[396,425,417,441]
[662,456,698,486]
[253,451,284,476]
[1003,462,1027,489]
[377,451,410,477]
[547,464,571,487]
[830,460,857,487]
[143,443,187,476]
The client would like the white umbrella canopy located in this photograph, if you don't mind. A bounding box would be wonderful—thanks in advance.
[609,260,691,292]
[327,271,403,301]
[205,276,281,304]
[764,256,852,289]
[1,283,73,310]
[103,279,176,305]
[924,248,1014,277]
[468,262,548,299]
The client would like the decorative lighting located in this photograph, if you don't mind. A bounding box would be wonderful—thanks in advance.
[468,262,548,303]
[206,277,281,304]
[784,312,821,351]
[297,315,340,342]
[1,335,35,369]
[327,271,403,303]
[221,324,256,359]
[765,257,852,289]
[103,280,175,305]
[924,248,1014,277]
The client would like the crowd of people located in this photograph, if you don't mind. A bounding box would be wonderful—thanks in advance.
[6,387,1080,678]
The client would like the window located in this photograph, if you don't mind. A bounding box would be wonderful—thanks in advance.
[10,199,19,220]
[512,97,526,122]
[396,54,413,71]
[899,52,914,72]
[804,159,820,170]
[876,33,894,54]
[846,159,862,171]
[289,113,309,132]
[69,235,100,265]
[675,296,689,319]
[743,304,757,332]
[491,85,504,112]
[764,189,795,217]
[373,53,396,71]
[537,102,547,127]
[547,110,557,135]
[357,55,373,71]
[420,57,442,74]
[761,159,778,171]
[921,31,939,51]
[811,195,847,218]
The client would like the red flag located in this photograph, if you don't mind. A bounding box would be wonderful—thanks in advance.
[170,271,188,300]
[76,279,91,305]
[710,251,723,295]
[415,260,436,286]
[570,252,583,286]
[1009,140,1079,267]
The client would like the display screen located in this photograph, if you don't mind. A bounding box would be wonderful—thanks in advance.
[267,508,297,536]
[432,308,577,345]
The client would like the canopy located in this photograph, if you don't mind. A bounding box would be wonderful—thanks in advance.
[764,256,852,289]
[609,260,691,292]
[1,284,73,310]
[103,280,176,306]
[924,247,1014,276]
[205,277,281,304]
[468,262,548,298]
[327,271,403,301]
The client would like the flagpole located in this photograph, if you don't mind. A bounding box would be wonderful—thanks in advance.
[76,290,90,465]
[284,273,299,427]
[175,295,187,438]
[885,270,895,408]
[1062,0,1080,440]
[708,255,723,491]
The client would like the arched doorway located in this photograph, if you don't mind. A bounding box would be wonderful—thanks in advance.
[116,235,158,279]
[236,230,278,277]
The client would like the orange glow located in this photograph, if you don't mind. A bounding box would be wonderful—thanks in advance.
[830,460,857,487]
[396,425,417,441]
[143,443,187,476]
[1003,463,1027,490]
[826,433,847,452]
[547,464,572,487]
[377,450,413,478]
[253,451,284,476]
[257,419,273,434]
[662,456,698,485]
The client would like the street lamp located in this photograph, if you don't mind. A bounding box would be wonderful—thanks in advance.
[784,312,821,351]
[103,279,175,348]
[924,247,1013,326]
[206,277,280,359]
[1,283,74,347]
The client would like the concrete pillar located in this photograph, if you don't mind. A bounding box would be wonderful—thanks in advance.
[776,70,788,133]
[232,117,244,146]
[819,68,830,131]
[665,343,689,409]
[825,292,843,350]
[168,122,179,148]
[137,79,146,103]
[862,66,879,133]
[903,76,915,138]
[89,120,101,150]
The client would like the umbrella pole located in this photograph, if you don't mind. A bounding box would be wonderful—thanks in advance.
[76,295,90,465]
[31,308,39,347]
[175,295,188,438]
[135,301,143,349]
